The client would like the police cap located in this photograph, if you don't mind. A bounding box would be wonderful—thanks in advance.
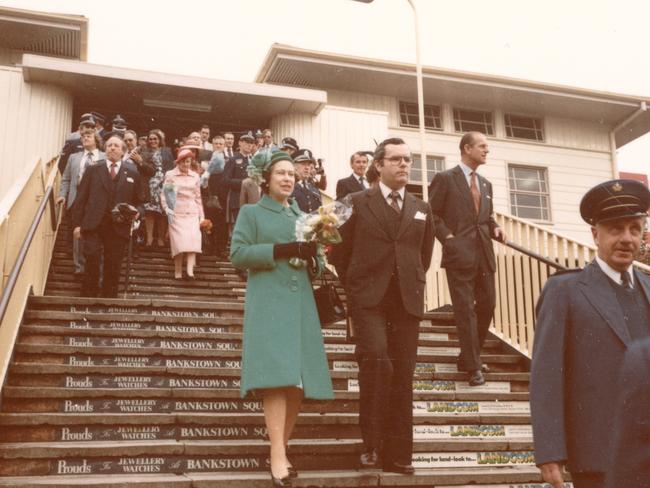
[579,179,650,225]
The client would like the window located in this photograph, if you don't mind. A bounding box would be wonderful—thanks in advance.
[453,108,494,135]
[410,154,445,185]
[505,114,544,141]
[508,165,551,221]
[399,101,442,130]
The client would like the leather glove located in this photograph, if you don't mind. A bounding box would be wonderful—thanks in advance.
[273,241,317,260]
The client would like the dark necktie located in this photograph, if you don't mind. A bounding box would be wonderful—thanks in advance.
[359,177,366,189]
[389,191,401,214]
[621,271,632,290]
[470,171,481,214]
[80,153,92,181]
[110,163,117,180]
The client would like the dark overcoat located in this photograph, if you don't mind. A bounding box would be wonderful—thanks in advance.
[530,261,650,474]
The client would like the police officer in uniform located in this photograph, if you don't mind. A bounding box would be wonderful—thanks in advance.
[530,179,650,488]
[291,149,322,213]
[58,113,97,173]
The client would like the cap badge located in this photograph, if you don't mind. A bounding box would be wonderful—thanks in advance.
[612,182,623,192]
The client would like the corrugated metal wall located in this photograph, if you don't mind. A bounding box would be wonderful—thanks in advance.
[0,66,72,203]
[271,106,389,197]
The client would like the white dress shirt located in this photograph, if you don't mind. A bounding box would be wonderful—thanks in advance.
[78,149,99,181]
[106,159,122,174]
[379,181,405,210]
[459,162,481,195]
[353,173,368,190]
[595,256,634,288]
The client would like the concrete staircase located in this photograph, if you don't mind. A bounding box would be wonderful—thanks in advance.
[0,223,560,487]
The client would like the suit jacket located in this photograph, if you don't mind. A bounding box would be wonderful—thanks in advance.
[530,262,650,474]
[331,188,434,318]
[606,336,650,488]
[57,133,83,174]
[336,174,365,200]
[222,153,250,210]
[72,160,146,239]
[292,180,322,214]
[59,150,106,209]
[428,165,499,271]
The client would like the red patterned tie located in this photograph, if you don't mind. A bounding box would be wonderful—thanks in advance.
[470,171,480,214]
[110,163,117,180]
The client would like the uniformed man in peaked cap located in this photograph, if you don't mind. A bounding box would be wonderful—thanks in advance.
[530,179,650,488]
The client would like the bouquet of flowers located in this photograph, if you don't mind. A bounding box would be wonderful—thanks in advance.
[199,219,213,233]
[162,181,177,224]
[290,200,353,268]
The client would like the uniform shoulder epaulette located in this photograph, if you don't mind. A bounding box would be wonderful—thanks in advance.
[550,267,581,277]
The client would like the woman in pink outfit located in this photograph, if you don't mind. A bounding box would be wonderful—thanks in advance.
[161,148,204,279]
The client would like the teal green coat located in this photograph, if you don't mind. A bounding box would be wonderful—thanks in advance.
[230,195,334,400]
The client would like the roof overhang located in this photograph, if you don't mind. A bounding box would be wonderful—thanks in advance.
[20,54,327,128]
[0,6,88,60]
[257,44,650,148]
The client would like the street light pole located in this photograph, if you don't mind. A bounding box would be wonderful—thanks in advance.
[406,0,429,201]
[352,0,428,200]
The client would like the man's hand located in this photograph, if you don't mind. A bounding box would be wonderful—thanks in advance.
[73,227,81,240]
[56,196,66,206]
[131,151,143,164]
[539,462,564,488]
[493,227,507,243]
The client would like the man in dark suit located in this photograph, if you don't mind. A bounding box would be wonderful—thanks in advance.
[291,149,322,213]
[72,135,145,298]
[428,131,506,386]
[336,151,370,200]
[332,137,434,475]
[606,336,650,488]
[222,131,254,225]
[530,179,650,488]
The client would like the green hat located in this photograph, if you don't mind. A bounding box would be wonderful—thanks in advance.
[263,151,293,177]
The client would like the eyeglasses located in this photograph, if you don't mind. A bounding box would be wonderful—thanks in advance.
[383,156,412,166]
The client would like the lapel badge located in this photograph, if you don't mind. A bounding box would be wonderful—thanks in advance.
[611,182,623,192]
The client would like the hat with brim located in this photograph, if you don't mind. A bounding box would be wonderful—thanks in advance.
[239,131,255,142]
[79,113,96,126]
[280,137,298,152]
[293,149,314,164]
[175,148,195,164]
[580,179,650,225]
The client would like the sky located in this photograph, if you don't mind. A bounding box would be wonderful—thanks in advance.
[5,0,649,177]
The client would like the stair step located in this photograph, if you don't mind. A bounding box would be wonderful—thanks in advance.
[0,466,549,487]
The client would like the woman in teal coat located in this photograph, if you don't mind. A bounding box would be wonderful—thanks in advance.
[230,151,333,487]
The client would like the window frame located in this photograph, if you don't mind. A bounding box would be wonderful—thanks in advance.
[398,101,443,131]
[504,113,545,142]
[507,163,552,223]
[409,153,446,186]
[452,107,494,135]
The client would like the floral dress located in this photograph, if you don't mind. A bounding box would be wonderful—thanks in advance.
[144,150,164,214]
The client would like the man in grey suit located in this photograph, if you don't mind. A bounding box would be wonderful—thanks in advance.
[530,179,650,488]
[57,128,105,275]
[428,131,506,386]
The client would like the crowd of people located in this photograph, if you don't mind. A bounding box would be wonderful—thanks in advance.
[56,111,650,488]
[57,111,330,292]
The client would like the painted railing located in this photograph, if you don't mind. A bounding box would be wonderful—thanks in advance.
[425,211,650,358]
[0,156,61,389]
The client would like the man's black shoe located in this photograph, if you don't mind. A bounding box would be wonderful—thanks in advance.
[383,462,415,475]
[359,449,380,469]
[468,369,485,386]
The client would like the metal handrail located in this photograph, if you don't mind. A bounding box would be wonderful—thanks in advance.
[0,186,58,325]
[502,240,567,270]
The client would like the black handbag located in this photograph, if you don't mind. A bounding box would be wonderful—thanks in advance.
[313,272,346,326]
